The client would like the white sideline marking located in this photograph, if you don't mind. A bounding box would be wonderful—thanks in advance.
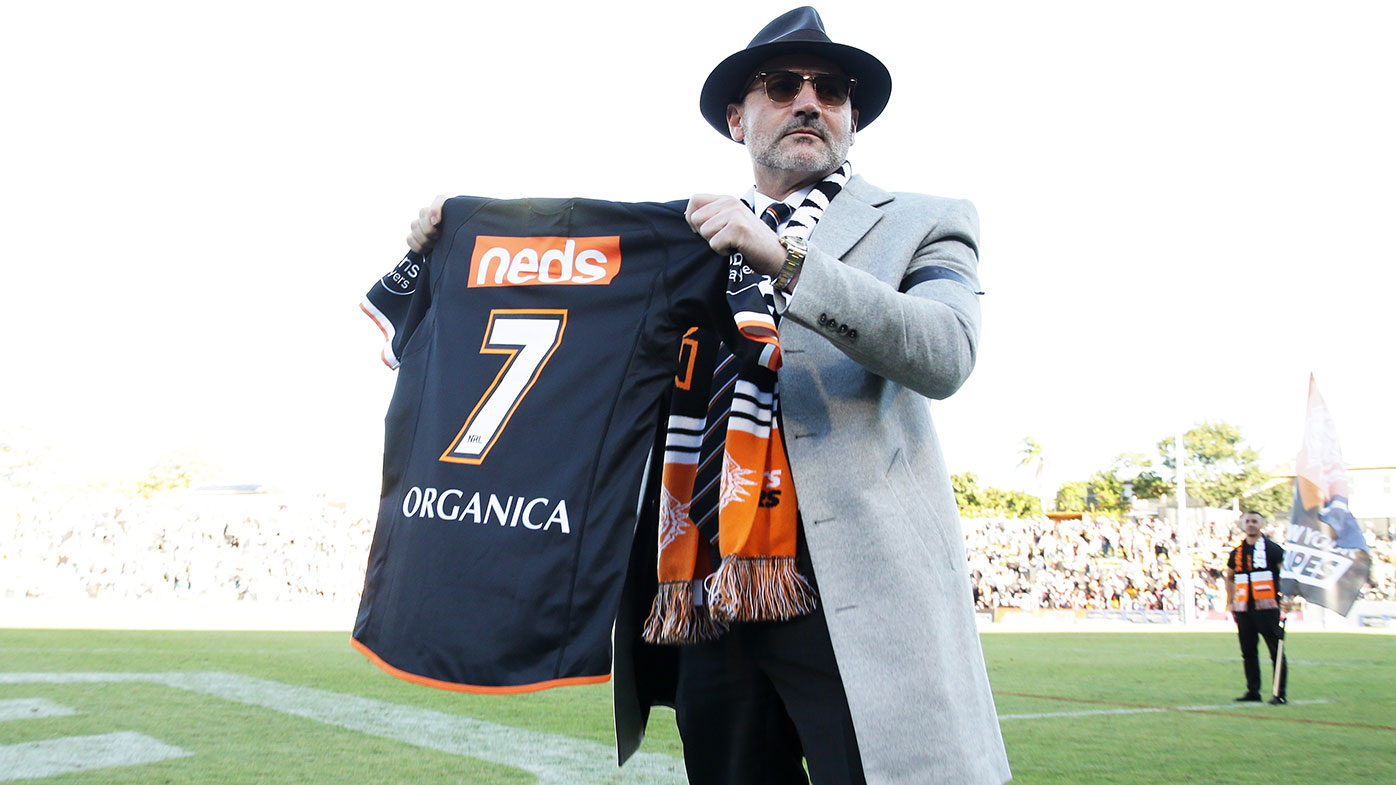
[1000,698,1331,720]
[0,731,192,781]
[0,672,686,785]
[0,699,74,723]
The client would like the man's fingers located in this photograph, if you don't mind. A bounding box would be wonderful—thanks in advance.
[702,221,734,254]
[685,193,721,222]
[696,211,739,246]
[417,201,444,233]
[407,217,435,253]
[703,216,752,257]
[686,194,780,262]
[686,193,744,230]
[690,198,758,235]
[685,195,715,231]
[406,195,449,253]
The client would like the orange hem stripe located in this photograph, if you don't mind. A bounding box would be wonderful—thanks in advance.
[349,637,610,694]
[360,302,391,341]
[359,303,397,369]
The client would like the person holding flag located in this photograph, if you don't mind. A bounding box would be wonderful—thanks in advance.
[1223,511,1290,705]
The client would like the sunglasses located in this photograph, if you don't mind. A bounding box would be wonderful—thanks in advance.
[745,70,857,107]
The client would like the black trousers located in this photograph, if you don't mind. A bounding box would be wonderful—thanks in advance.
[674,601,867,785]
[1235,609,1287,698]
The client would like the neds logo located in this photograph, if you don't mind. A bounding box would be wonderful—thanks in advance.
[468,236,622,287]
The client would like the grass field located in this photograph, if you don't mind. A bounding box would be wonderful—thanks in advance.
[1,629,1392,784]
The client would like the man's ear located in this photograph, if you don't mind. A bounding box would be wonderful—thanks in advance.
[850,107,860,138]
[726,103,745,143]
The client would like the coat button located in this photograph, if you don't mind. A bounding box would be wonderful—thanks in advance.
[818,313,829,326]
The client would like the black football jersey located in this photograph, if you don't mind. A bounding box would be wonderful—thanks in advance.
[352,196,772,692]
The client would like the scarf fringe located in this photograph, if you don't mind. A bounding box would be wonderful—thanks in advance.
[641,581,726,645]
[705,555,818,624]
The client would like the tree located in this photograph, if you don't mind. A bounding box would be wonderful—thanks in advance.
[132,451,209,498]
[980,486,1043,518]
[1018,436,1050,509]
[952,472,982,513]
[1085,470,1125,514]
[1240,479,1292,519]
[1054,422,1286,518]
[1055,481,1087,512]
[1108,452,1166,501]
[1018,437,1043,476]
[1156,421,1268,509]
[1054,472,1129,515]
[953,472,1042,518]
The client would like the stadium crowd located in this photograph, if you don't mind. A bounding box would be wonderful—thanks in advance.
[2,489,375,603]
[966,514,1396,613]
[4,490,1394,614]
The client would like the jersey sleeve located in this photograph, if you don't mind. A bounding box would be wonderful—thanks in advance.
[361,250,432,370]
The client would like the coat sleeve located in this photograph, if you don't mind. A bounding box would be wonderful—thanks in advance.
[780,197,981,400]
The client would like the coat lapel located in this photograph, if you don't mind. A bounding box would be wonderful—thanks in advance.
[808,175,891,260]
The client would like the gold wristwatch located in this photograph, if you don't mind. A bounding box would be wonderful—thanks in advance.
[774,235,807,292]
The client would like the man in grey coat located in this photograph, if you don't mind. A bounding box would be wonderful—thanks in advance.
[620,7,1011,785]
[405,8,1009,784]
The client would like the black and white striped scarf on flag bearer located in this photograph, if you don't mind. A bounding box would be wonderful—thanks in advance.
[644,162,850,645]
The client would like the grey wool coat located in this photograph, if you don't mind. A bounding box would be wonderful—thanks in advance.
[613,175,1012,785]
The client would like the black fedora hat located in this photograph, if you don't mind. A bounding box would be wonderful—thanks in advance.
[699,6,892,141]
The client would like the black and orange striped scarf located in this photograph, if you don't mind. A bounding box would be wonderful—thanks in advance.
[642,164,849,645]
[1232,537,1279,611]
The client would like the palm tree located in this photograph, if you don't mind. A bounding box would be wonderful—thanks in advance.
[1018,437,1049,511]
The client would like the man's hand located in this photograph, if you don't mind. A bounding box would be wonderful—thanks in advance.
[685,194,787,277]
[407,195,449,253]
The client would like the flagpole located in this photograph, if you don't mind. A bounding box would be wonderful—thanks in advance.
[1176,429,1195,625]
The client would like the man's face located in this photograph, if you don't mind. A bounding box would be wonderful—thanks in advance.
[1242,514,1264,537]
[725,54,858,178]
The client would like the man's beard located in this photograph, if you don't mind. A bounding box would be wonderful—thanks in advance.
[746,115,852,175]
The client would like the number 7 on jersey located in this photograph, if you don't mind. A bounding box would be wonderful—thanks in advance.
[441,309,567,465]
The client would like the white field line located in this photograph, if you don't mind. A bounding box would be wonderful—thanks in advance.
[0,731,192,781]
[0,698,75,723]
[0,672,686,785]
[1000,698,1331,721]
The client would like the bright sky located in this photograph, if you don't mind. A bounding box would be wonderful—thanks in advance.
[3,0,1393,502]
